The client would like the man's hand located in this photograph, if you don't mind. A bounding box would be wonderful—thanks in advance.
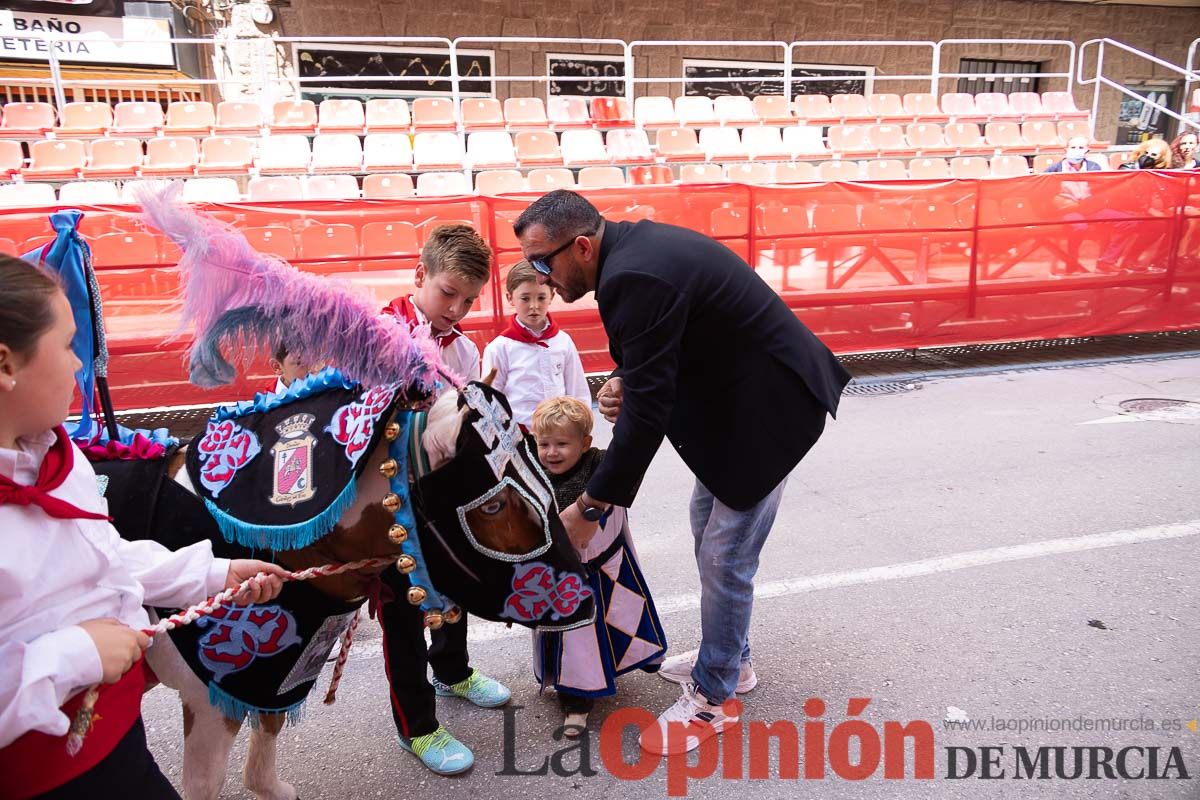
[559,501,599,553]
[225,560,289,604]
[80,618,149,684]
[597,377,624,424]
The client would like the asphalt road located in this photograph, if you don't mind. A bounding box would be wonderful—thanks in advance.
[142,354,1200,799]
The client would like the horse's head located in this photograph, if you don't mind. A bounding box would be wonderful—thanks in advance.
[411,382,595,632]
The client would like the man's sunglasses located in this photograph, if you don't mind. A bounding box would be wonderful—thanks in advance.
[529,230,596,276]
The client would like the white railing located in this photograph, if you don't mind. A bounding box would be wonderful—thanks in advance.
[0,34,1110,110]
[1078,38,1200,138]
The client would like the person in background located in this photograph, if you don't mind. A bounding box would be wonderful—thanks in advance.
[1169,131,1199,169]
[482,260,591,431]
[1044,136,1107,173]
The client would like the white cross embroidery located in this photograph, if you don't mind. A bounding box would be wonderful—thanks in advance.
[465,384,521,480]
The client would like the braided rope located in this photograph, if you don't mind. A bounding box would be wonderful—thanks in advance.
[66,556,396,755]
[322,607,360,705]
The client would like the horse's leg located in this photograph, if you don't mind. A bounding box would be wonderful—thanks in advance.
[244,713,296,800]
[146,636,240,800]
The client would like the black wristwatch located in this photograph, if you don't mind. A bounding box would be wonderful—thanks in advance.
[576,494,609,522]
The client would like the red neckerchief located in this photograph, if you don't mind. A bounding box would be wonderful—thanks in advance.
[498,314,560,348]
[0,427,110,521]
[382,295,462,349]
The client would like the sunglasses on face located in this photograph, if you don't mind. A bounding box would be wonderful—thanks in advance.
[528,230,597,276]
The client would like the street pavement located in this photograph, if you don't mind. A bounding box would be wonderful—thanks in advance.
[142,354,1200,799]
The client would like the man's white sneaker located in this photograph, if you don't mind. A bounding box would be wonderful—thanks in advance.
[638,683,740,755]
[657,652,758,694]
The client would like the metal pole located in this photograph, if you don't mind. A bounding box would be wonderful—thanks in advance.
[47,41,67,109]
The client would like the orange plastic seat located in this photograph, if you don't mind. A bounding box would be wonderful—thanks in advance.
[361,221,420,256]
[949,156,989,179]
[197,136,255,175]
[1,102,55,138]
[411,98,457,131]
[656,128,705,162]
[907,157,951,180]
[82,138,143,179]
[526,168,575,191]
[515,130,563,166]
[112,101,164,136]
[752,95,793,124]
[365,98,411,133]
[547,96,591,129]
[55,102,113,138]
[243,226,297,260]
[164,101,215,136]
[362,173,414,199]
[317,99,365,134]
[22,139,85,180]
[504,97,548,128]
[142,136,199,177]
[270,100,318,135]
[214,101,263,135]
[475,169,526,195]
[461,98,505,130]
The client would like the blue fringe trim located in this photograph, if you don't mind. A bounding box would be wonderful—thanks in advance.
[203,478,358,551]
[212,367,355,423]
[207,681,307,727]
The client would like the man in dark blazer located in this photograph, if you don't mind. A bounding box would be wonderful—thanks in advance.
[514,190,850,755]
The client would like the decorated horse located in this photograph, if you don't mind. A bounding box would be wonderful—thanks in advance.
[38,187,595,800]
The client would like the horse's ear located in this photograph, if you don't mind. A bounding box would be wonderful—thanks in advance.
[482,367,498,387]
[422,390,470,472]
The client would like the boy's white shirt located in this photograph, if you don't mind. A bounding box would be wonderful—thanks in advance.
[481,320,591,427]
[402,296,481,383]
[0,431,230,747]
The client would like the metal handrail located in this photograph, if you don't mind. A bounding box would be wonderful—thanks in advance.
[1184,37,1199,118]
[1078,38,1200,137]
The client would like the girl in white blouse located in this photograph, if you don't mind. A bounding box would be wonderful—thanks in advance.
[0,254,286,799]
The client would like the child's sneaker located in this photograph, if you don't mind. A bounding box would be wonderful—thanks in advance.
[638,683,739,755]
[562,711,589,739]
[657,652,758,693]
[397,726,474,775]
[432,669,512,708]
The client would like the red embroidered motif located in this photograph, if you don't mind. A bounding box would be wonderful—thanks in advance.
[327,384,399,467]
[196,420,262,497]
[500,562,593,623]
[196,603,302,682]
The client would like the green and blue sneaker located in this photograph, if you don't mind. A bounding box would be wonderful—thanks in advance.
[432,669,512,708]
[397,726,474,775]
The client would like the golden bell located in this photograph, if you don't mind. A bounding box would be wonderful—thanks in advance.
[381,493,401,513]
[387,523,408,544]
[396,554,416,574]
[379,458,399,478]
[407,586,427,605]
[424,611,445,630]
[443,606,462,624]
[384,422,401,441]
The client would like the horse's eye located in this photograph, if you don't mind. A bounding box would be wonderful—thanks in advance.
[481,500,505,515]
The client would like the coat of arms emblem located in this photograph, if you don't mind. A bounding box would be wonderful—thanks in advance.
[270,413,317,506]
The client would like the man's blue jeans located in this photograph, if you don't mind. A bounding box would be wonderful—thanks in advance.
[689,478,787,703]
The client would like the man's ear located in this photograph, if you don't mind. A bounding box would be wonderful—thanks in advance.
[268,357,283,376]
[414,262,427,288]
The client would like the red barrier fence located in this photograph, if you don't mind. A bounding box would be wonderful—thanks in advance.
[2,172,1197,412]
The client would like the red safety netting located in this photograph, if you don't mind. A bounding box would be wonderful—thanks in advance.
[1,171,1196,412]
